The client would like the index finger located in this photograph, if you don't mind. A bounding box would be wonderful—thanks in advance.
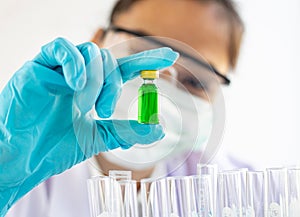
[117,47,179,83]
[33,37,87,91]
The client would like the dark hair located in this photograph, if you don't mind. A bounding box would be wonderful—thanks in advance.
[109,0,244,69]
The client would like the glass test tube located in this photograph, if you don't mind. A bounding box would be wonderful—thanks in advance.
[190,175,214,217]
[238,168,249,217]
[109,170,138,217]
[265,167,289,217]
[197,164,218,216]
[87,176,114,217]
[246,171,265,217]
[140,177,170,217]
[287,168,300,217]
[167,176,194,217]
[217,170,243,217]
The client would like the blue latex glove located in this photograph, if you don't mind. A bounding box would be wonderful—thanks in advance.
[0,37,179,215]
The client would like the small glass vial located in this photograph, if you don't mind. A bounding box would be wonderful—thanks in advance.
[138,70,159,124]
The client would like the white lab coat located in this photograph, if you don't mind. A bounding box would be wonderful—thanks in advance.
[6,162,91,217]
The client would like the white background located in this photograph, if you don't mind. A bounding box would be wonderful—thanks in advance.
[1,0,300,169]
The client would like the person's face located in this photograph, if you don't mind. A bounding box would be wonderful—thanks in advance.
[112,0,231,75]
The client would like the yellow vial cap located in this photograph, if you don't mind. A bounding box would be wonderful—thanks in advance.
[140,70,159,79]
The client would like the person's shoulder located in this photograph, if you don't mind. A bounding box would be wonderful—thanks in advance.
[165,151,202,176]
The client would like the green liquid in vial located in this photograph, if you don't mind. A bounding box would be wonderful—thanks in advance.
[138,83,158,124]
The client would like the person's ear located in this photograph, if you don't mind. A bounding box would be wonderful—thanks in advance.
[91,28,106,47]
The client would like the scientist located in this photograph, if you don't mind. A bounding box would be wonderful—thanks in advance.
[6,0,245,216]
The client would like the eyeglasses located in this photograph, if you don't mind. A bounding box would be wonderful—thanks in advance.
[107,25,231,86]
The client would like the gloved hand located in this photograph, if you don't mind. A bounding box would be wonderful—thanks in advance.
[0,37,179,215]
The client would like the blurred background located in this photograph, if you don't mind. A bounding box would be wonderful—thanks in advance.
[1,0,299,169]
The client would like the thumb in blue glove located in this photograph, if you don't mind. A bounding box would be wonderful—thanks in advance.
[0,37,179,216]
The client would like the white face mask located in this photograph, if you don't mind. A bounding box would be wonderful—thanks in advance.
[100,77,213,170]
